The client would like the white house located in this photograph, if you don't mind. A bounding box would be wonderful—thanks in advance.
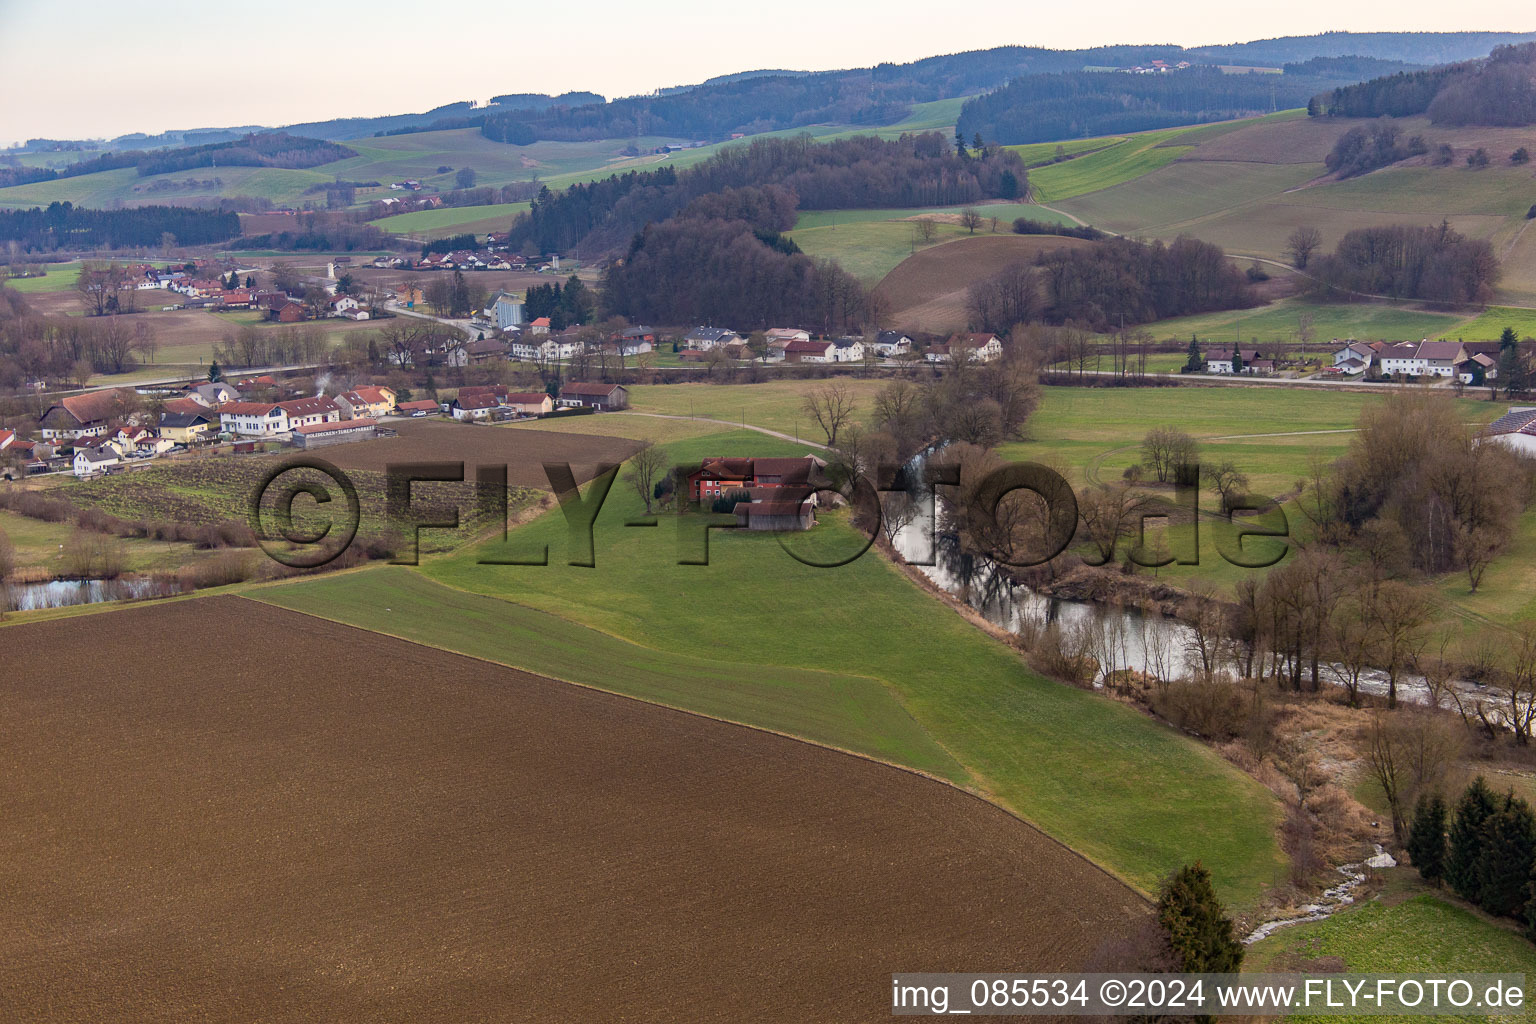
[870,331,913,358]
[831,338,865,362]
[73,447,121,477]
[1378,342,1425,377]
[684,326,740,351]
[1332,341,1375,370]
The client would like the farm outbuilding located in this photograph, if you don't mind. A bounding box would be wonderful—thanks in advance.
[292,419,378,449]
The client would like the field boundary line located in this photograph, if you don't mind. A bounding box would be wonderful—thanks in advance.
[237,585,1151,903]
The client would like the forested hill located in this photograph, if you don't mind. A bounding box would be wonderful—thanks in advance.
[0,133,356,191]
[1313,42,1536,124]
[511,133,1025,255]
[956,62,1409,145]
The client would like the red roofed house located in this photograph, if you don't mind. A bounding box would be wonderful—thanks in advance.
[783,339,835,363]
[529,317,552,335]
[336,386,397,419]
[0,428,14,452]
[451,392,501,421]
[397,399,441,417]
[687,455,823,502]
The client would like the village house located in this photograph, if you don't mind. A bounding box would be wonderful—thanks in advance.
[38,389,137,441]
[219,397,340,437]
[784,339,835,363]
[1203,348,1266,375]
[156,411,214,444]
[512,333,585,362]
[0,428,14,452]
[559,382,629,410]
[766,328,810,347]
[451,393,500,421]
[504,391,554,416]
[1458,352,1498,384]
[684,326,741,351]
[870,330,913,358]
[464,338,510,363]
[608,326,656,356]
[528,316,552,336]
[72,446,121,478]
[336,386,397,419]
[687,455,823,502]
[831,338,866,363]
[1331,341,1377,372]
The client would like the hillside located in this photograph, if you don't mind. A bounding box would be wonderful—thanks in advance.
[875,233,1098,333]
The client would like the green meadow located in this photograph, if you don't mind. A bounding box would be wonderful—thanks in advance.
[255,427,1285,906]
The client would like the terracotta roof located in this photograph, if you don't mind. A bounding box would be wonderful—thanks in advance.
[504,392,551,404]
[455,394,500,410]
[398,400,440,411]
[53,388,134,426]
[341,386,392,405]
[784,339,833,353]
[1418,341,1464,360]
[161,397,206,415]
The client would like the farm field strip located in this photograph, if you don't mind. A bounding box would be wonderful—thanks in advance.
[0,596,1144,1021]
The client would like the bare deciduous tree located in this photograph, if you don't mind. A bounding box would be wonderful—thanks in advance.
[624,442,669,515]
[803,380,857,448]
[1284,226,1323,270]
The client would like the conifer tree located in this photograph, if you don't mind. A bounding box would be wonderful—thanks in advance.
[1156,863,1243,974]
[1448,776,1498,900]
[1407,793,1448,885]
[1475,793,1536,918]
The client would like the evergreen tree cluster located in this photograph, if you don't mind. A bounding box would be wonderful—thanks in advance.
[523,276,596,329]
[1412,776,1536,939]
[0,202,239,252]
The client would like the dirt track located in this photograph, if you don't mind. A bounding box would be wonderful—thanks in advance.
[0,597,1144,1023]
[312,418,641,489]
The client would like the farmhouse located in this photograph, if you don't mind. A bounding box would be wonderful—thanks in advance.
[687,455,823,502]
[784,339,835,363]
[831,338,865,363]
[559,382,629,410]
[608,326,655,356]
[38,389,137,441]
[157,411,213,444]
[219,402,286,437]
[293,418,378,449]
[0,428,13,452]
[1458,352,1498,384]
[766,328,810,347]
[1332,341,1376,371]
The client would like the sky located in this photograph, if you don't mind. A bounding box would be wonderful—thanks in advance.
[0,0,1531,145]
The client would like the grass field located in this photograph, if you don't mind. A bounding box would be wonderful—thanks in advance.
[369,201,530,238]
[1,261,82,293]
[1024,126,1199,204]
[627,379,888,437]
[1248,885,1536,1023]
[252,427,1290,905]
[2,596,1146,1019]
[1149,297,1469,346]
[1455,305,1536,341]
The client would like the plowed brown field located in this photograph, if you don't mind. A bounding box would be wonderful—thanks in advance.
[0,597,1144,1023]
[311,418,641,489]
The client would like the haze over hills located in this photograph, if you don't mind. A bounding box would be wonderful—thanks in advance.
[10,30,1535,155]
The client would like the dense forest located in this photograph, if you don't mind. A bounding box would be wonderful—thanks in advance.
[1310,222,1499,304]
[956,63,1403,144]
[966,235,1255,333]
[510,133,1025,255]
[0,203,240,251]
[0,133,357,190]
[601,217,871,334]
[1312,43,1536,125]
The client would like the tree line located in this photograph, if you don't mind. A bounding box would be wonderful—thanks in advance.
[509,132,1026,256]
[0,132,356,190]
[957,65,1383,146]
[0,202,240,252]
[1408,776,1536,940]
[600,217,873,334]
[1324,122,1429,178]
[1309,221,1500,304]
[967,235,1257,334]
[1312,42,1536,125]
[523,276,596,330]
